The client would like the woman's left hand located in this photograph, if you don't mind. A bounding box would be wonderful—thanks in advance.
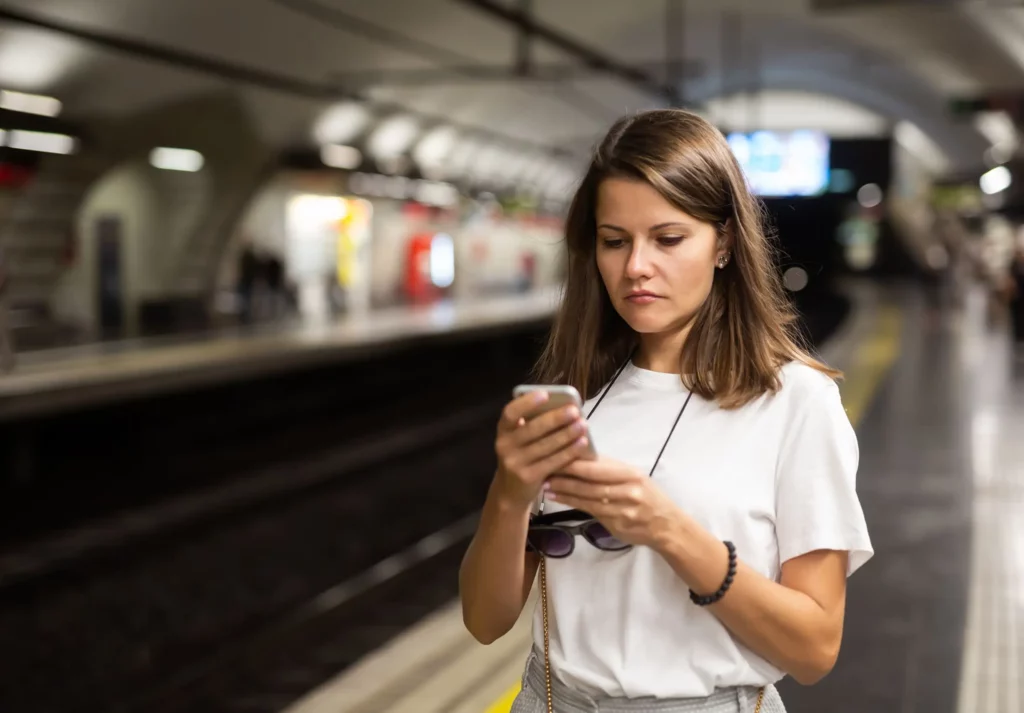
[545,457,682,549]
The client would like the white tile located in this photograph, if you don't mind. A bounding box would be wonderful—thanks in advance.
[956,296,1024,713]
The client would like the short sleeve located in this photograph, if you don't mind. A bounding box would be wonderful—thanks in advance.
[775,377,873,577]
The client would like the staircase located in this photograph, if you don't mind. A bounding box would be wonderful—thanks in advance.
[0,154,107,350]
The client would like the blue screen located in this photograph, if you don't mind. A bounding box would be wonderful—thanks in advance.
[726,130,830,197]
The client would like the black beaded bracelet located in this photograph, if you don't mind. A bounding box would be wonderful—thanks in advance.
[689,540,737,606]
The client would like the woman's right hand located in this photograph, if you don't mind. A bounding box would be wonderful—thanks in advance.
[493,392,590,510]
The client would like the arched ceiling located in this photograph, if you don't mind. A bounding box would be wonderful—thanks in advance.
[704,91,890,138]
[0,0,1022,179]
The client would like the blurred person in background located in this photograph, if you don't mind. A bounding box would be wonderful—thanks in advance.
[237,241,258,325]
[0,246,14,373]
[460,109,873,713]
[265,253,286,319]
[1011,233,1024,345]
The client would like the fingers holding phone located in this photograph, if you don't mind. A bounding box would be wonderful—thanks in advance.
[494,388,593,509]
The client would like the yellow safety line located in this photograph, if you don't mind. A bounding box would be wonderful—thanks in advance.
[838,305,903,426]
[484,683,524,713]
[484,305,903,712]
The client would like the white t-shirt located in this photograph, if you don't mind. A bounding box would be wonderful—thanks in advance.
[531,360,874,699]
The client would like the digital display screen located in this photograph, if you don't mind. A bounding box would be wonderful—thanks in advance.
[727,130,831,197]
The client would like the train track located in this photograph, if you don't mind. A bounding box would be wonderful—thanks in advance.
[0,399,498,596]
[0,407,502,713]
[125,514,480,713]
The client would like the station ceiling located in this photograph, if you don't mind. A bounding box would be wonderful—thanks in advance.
[1,0,1023,180]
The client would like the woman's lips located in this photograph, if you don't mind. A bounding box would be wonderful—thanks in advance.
[625,292,659,304]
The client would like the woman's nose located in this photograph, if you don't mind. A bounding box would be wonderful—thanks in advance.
[625,244,653,279]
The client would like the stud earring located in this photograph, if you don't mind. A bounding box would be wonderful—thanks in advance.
[718,254,730,268]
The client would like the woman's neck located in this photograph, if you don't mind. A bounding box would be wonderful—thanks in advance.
[633,325,692,374]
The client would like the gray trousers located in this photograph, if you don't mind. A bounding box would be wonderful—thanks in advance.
[510,649,787,713]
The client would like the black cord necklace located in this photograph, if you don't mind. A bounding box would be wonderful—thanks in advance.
[585,353,693,477]
[537,353,692,516]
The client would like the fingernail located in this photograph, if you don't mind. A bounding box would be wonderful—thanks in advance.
[534,391,548,403]
[572,421,585,434]
[577,436,588,447]
[542,481,551,491]
[566,406,579,419]
[547,492,558,501]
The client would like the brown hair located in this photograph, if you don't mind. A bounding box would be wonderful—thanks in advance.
[532,108,840,409]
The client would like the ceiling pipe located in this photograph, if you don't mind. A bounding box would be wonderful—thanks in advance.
[452,0,679,103]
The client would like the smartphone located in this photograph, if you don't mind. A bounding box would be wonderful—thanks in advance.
[512,384,597,459]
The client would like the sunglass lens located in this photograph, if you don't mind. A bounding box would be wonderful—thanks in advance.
[529,528,574,557]
[585,522,630,551]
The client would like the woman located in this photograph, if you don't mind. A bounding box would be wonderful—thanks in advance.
[459,109,873,713]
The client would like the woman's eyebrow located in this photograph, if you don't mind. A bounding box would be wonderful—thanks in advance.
[597,222,690,231]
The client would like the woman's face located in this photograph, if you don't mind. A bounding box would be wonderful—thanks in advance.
[595,177,726,337]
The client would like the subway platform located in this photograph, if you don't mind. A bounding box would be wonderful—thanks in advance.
[0,288,560,422]
[275,283,1024,713]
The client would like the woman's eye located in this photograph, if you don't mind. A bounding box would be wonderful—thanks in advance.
[600,238,625,249]
[658,236,684,246]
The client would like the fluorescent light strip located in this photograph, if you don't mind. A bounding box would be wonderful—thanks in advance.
[367,115,420,161]
[150,147,204,172]
[320,144,362,170]
[314,101,370,145]
[0,90,62,117]
[980,165,1011,195]
[8,130,76,155]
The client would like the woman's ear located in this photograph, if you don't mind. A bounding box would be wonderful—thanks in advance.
[721,218,735,250]
[716,219,735,265]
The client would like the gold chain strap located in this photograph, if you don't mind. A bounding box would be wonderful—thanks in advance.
[540,555,554,713]
[537,555,764,713]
